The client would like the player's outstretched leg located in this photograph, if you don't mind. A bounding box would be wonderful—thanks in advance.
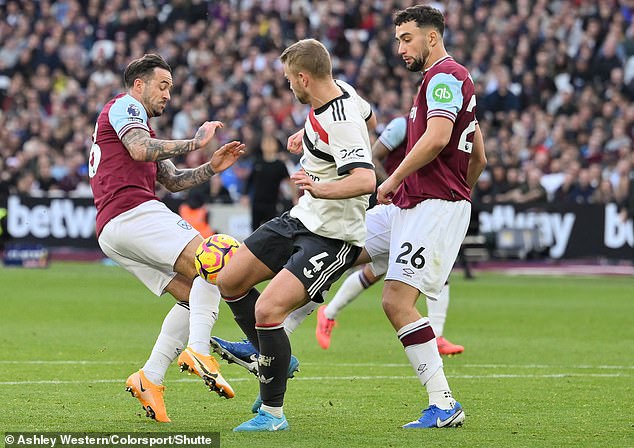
[316,266,380,349]
[125,370,171,423]
[210,336,300,377]
[177,347,235,399]
[209,337,259,375]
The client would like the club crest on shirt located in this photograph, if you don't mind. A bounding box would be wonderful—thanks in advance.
[127,103,141,117]
[177,219,192,230]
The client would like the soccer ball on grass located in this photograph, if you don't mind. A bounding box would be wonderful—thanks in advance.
[194,233,240,284]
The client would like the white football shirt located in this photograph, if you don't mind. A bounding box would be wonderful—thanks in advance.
[290,80,374,246]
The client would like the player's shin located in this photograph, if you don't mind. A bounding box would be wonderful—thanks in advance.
[143,302,189,384]
[224,287,260,350]
[398,317,454,410]
[188,277,220,355]
[256,324,290,417]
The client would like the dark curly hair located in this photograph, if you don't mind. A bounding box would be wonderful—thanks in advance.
[394,5,445,36]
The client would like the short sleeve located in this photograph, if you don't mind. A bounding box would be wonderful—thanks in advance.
[377,116,407,151]
[328,121,374,175]
[109,96,150,139]
[355,94,373,121]
[426,73,464,122]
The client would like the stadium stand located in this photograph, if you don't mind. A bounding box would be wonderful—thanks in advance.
[0,0,631,216]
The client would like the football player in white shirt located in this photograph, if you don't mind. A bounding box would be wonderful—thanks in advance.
[216,38,376,432]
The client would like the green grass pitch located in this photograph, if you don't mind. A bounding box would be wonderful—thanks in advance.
[1,262,633,447]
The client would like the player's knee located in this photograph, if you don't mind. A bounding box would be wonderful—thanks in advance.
[216,270,237,298]
[254,301,276,325]
[381,295,400,319]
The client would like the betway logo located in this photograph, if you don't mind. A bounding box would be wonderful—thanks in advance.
[604,203,633,249]
[7,196,96,239]
[479,205,575,258]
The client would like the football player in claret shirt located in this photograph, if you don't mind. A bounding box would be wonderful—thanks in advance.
[89,53,244,422]
[315,115,465,356]
[370,5,487,428]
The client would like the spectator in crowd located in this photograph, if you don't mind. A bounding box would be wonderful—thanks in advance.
[1,0,633,214]
[241,116,297,231]
[567,168,597,204]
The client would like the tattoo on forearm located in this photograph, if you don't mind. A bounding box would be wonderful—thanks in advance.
[157,160,214,192]
[122,129,195,162]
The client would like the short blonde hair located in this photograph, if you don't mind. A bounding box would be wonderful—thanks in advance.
[280,39,332,79]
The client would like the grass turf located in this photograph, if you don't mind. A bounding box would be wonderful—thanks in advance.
[1,262,632,447]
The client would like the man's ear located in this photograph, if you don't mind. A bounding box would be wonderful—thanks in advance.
[298,72,309,87]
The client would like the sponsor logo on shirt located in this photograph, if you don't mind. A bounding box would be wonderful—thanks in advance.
[339,148,366,159]
[432,83,453,103]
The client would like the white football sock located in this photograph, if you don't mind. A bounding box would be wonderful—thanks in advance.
[188,277,220,355]
[325,270,366,320]
[425,367,455,410]
[284,301,318,334]
[427,284,449,337]
[143,302,189,385]
[399,318,454,410]
[261,404,283,418]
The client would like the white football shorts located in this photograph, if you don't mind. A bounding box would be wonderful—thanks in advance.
[365,200,471,299]
[98,200,200,296]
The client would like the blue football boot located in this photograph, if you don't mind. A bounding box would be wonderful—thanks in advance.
[233,408,289,432]
[402,402,465,428]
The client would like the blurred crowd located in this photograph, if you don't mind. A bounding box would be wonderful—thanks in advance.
[0,0,632,215]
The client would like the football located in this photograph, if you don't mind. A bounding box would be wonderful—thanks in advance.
[194,233,241,284]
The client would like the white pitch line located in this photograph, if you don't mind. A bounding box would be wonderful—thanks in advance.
[299,362,634,370]
[0,360,132,365]
[1,360,633,369]
[0,372,630,386]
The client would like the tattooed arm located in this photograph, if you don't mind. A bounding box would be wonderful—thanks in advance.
[156,140,246,192]
[156,160,214,192]
[121,121,223,162]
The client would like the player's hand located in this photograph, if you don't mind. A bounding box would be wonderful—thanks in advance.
[287,129,304,155]
[210,141,246,173]
[376,175,401,205]
[291,169,322,197]
[193,121,224,150]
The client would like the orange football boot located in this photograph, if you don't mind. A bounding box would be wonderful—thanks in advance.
[436,336,465,356]
[177,347,235,399]
[125,370,171,423]
[316,305,337,350]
